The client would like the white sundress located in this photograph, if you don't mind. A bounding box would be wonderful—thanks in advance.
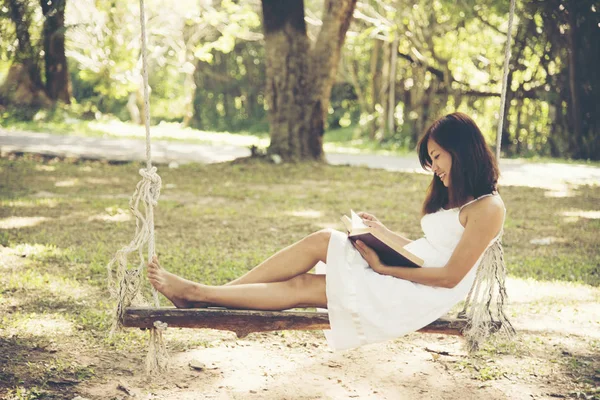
[317,194,503,351]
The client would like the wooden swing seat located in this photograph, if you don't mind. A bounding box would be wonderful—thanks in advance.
[123,307,467,338]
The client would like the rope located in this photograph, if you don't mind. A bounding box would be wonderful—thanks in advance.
[107,0,167,375]
[495,0,516,161]
[140,0,153,173]
[138,0,160,309]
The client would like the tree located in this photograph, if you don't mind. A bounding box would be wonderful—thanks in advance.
[261,0,357,161]
[40,0,70,103]
[534,0,599,159]
[0,0,51,107]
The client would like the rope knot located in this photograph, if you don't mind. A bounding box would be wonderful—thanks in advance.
[139,167,161,184]
[153,321,168,331]
[138,167,162,206]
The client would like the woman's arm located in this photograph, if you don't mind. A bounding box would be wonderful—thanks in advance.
[386,230,413,247]
[355,198,505,288]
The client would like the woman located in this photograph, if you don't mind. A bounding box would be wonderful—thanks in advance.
[147,112,510,351]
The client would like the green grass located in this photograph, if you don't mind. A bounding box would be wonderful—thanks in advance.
[0,156,598,287]
[0,155,599,397]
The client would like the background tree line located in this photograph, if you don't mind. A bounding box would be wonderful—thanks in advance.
[0,0,598,160]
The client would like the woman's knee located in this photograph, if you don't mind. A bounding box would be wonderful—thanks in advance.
[305,228,333,261]
[288,274,327,306]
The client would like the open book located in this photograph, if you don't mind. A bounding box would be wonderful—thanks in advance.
[341,210,423,268]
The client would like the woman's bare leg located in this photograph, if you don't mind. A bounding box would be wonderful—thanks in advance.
[225,229,332,286]
[147,257,327,310]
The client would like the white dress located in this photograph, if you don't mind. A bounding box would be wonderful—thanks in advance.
[317,195,501,351]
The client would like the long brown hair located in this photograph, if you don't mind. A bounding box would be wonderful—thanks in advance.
[417,112,500,214]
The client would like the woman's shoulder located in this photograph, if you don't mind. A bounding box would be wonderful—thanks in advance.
[459,194,505,227]
[462,193,505,212]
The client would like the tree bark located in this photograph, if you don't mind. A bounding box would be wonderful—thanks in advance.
[379,40,390,139]
[262,0,357,161]
[565,7,581,156]
[40,0,71,103]
[367,39,381,139]
[0,0,51,107]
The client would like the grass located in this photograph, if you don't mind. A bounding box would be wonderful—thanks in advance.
[0,154,599,397]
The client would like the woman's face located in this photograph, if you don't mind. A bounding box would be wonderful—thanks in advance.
[427,139,452,187]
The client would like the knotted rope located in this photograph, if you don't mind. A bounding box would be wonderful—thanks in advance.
[458,235,515,352]
[107,0,168,375]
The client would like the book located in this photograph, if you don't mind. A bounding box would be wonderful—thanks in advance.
[341,210,423,268]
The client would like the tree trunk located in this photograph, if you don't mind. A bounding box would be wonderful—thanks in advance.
[0,0,51,108]
[367,39,381,139]
[40,0,71,103]
[379,40,390,140]
[262,0,357,161]
[262,0,311,160]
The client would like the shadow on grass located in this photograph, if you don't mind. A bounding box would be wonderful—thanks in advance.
[0,336,88,400]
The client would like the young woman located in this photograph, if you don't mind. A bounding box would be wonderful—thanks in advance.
[147,112,508,351]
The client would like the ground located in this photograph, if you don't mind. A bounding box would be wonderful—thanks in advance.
[0,155,598,400]
[2,254,598,400]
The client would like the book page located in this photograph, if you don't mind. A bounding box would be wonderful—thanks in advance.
[350,210,368,229]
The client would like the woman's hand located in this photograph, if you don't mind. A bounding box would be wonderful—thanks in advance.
[357,211,380,223]
[358,212,389,236]
[353,240,386,274]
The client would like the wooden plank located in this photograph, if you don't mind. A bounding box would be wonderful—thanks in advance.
[123,307,466,338]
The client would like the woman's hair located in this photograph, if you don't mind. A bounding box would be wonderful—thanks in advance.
[417,112,499,214]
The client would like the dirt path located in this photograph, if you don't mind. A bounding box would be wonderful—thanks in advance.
[2,129,599,191]
[71,278,599,400]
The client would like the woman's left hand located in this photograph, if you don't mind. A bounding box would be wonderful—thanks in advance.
[353,240,386,273]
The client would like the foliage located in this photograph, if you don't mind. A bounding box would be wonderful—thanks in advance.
[0,0,598,159]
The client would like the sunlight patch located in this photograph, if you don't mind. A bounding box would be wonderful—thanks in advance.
[529,237,565,245]
[287,210,323,219]
[88,208,131,223]
[13,243,64,258]
[1,198,60,208]
[6,267,88,300]
[55,179,78,187]
[19,315,74,336]
[544,188,575,198]
[85,177,121,185]
[561,210,600,219]
[32,190,60,198]
[34,165,56,172]
[0,216,49,229]
[88,120,268,147]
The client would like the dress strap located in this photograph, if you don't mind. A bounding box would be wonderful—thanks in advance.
[459,192,497,211]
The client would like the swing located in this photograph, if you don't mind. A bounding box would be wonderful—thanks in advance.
[122,307,467,338]
[107,0,516,373]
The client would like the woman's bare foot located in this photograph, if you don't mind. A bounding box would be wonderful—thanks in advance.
[147,255,205,309]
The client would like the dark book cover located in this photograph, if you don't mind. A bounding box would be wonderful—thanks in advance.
[349,232,422,268]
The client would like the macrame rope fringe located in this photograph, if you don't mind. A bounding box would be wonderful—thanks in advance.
[107,167,162,333]
[146,321,169,374]
[458,236,515,353]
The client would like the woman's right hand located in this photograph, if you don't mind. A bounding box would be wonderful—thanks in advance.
[357,212,380,223]
[357,212,389,235]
